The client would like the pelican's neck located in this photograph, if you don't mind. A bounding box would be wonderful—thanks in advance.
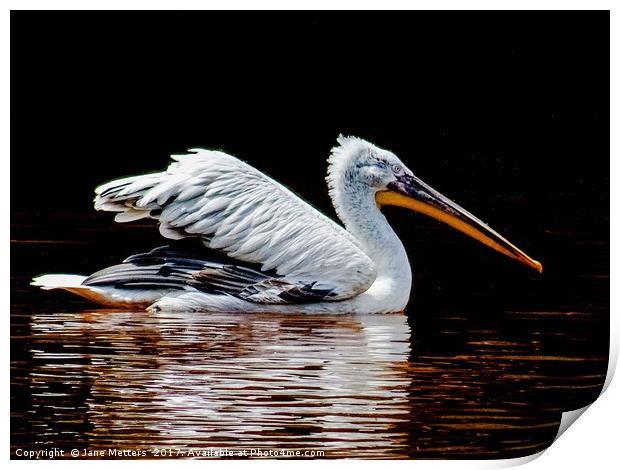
[331,181,411,281]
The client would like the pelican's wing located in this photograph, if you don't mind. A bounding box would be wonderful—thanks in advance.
[94,149,376,302]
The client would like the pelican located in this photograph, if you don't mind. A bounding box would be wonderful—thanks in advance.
[32,136,542,313]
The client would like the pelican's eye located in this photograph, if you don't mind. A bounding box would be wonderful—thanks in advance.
[391,164,402,173]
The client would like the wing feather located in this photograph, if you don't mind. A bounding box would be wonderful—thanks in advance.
[94,149,376,300]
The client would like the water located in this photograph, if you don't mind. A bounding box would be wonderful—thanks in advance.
[10,211,609,459]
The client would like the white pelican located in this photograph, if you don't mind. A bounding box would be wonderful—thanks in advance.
[32,136,542,313]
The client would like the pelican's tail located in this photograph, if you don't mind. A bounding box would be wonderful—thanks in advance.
[31,274,159,308]
[32,241,294,310]
[32,274,88,290]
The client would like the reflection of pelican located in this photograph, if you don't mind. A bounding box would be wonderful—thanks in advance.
[29,311,413,457]
[33,136,541,313]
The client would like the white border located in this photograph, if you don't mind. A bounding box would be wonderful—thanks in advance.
[0,1,615,11]
[4,2,615,469]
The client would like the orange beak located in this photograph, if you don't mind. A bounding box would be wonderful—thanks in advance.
[376,173,542,273]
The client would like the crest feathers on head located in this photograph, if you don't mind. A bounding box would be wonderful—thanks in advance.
[326,134,375,194]
[328,135,370,167]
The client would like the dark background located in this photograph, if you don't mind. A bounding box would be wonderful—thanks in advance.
[11,11,608,213]
[11,12,610,457]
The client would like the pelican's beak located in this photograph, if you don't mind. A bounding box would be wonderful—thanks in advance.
[376,173,543,273]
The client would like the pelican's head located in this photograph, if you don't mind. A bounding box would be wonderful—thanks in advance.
[327,135,410,193]
[327,135,542,273]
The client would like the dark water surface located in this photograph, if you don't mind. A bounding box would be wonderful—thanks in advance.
[11,211,609,459]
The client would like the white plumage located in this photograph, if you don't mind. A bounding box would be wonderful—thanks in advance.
[94,145,376,302]
[33,135,542,313]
